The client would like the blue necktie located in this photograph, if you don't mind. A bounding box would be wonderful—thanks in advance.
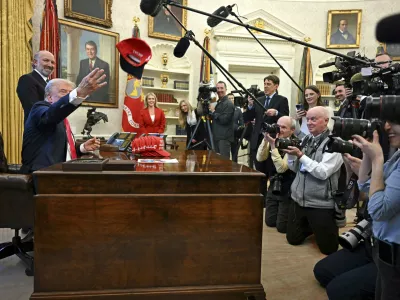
[264,96,270,108]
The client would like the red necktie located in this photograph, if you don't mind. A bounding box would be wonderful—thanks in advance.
[64,118,77,159]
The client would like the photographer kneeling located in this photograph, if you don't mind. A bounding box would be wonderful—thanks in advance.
[256,116,297,233]
[284,107,343,255]
[353,122,400,299]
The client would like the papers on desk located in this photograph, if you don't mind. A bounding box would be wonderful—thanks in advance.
[138,159,179,164]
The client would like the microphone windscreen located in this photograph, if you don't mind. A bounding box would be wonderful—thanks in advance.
[350,73,364,85]
[140,0,164,17]
[376,13,400,43]
[173,37,190,58]
[207,6,230,28]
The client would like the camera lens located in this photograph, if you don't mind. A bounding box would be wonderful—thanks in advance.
[332,117,371,140]
[325,137,355,154]
[262,123,280,135]
[365,95,400,123]
[275,138,301,150]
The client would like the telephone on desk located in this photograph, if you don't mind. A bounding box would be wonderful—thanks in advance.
[106,132,136,151]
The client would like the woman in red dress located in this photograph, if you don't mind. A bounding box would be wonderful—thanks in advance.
[139,92,166,134]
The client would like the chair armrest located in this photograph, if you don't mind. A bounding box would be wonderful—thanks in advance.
[0,173,33,191]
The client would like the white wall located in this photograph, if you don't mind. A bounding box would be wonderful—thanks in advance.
[31,0,400,136]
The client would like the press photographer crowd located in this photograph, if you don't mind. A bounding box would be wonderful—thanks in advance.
[2,0,400,298]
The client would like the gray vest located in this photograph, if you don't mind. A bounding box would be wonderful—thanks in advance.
[290,135,341,209]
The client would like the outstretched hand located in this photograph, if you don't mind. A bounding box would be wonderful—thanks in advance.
[83,137,101,151]
[352,130,383,162]
[77,68,107,98]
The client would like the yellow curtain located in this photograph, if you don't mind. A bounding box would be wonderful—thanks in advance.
[0,0,33,163]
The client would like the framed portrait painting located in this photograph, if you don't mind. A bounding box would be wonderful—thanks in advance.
[148,0,188,42]
[384,43,400,61]
[64,0,113,28]
[326,10,362,49]
[59,19,119,108]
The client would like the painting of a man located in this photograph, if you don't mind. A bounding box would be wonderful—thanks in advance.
[148,0,187,41]
[76,41,110,103]
[153,4,182,37]
[326,10,361,49]
[330,19,356,45]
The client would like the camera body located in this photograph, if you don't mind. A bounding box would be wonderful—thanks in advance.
[275,137,302,150]
[198,82,217,103]
[262,123,280,136]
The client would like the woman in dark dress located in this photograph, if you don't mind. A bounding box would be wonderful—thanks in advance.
[178,100,207,150]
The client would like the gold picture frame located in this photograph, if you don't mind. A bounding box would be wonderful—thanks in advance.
[148,0,188,42]
[383,43,400,61]
[59,19,119,108]
[326,9,362,49]
[64,0,113,28]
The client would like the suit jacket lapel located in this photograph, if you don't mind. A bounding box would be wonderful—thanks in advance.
[32,71,46,87]
[267,95,277,109]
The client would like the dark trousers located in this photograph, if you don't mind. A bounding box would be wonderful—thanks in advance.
[314,242,377,300]
[214,139,231,158]
[230,139,239,162]
[251,148,275,196]
[265,190,291,233]
[373,240,400,300]
[286,201,339,255]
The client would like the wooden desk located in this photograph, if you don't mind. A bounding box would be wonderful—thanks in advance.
[31,150,266,300]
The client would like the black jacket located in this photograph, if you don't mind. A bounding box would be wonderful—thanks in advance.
[211,96,235,142]
[186,109,207,150]
[16,71,47,123]
[250,94,289,150]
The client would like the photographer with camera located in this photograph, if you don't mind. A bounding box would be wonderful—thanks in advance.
[256,116,297,233]
[284,106,343,255]
[313,154,378,300]
[249,75,289,192]
[209,81,235,158]
[351,121,400,299]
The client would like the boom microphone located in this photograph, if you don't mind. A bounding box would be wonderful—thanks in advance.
[140,0,164,17]
[173,32,191,58]
[207,5,235,28]
[376,13,400,43]
[319,61,336,68]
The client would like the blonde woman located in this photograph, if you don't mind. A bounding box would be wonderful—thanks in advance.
[178,99,206,150]
[139,92,166,134]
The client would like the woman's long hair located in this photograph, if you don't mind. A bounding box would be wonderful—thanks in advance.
[303,85,324,111]
[144,92,159,108]
[178,99,193,128]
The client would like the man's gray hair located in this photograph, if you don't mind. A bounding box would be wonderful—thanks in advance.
[290,117,296,130]
[44,79,75,99]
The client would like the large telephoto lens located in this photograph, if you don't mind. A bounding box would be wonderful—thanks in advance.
[331,117,372,140]
[275,138,301,150]
[325,137,355,154]
[364,95,400,123]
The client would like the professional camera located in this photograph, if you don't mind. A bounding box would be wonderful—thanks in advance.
[325,136,360,155]
[261,123,280,136]
[270,174,283,195]
[275,137,301,150]
[363,95,400,123]
[198,82,217,102]
[339,219,372,250]
[352,64,400,96]
[321,52,373,84]
[231,84,265,108]
[331,116,380,140]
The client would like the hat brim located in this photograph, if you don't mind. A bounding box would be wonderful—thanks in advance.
[120,54,145,79]
[154,149,171,157]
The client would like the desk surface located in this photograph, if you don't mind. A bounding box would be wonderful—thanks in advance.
[36,150,260,175]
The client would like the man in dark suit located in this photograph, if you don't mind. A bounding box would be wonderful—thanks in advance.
[17,50,55,123]
[21,68,106,174]
[248,75,289,192]
[153,4,182,37]
[330,19,356,45]
[76,41,110,103]
[209,81,235,158]
[227,93,244,162]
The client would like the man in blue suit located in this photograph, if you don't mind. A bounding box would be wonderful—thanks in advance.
[20,68,106,174]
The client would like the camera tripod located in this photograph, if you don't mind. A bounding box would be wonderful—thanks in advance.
[186,107,215,151]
